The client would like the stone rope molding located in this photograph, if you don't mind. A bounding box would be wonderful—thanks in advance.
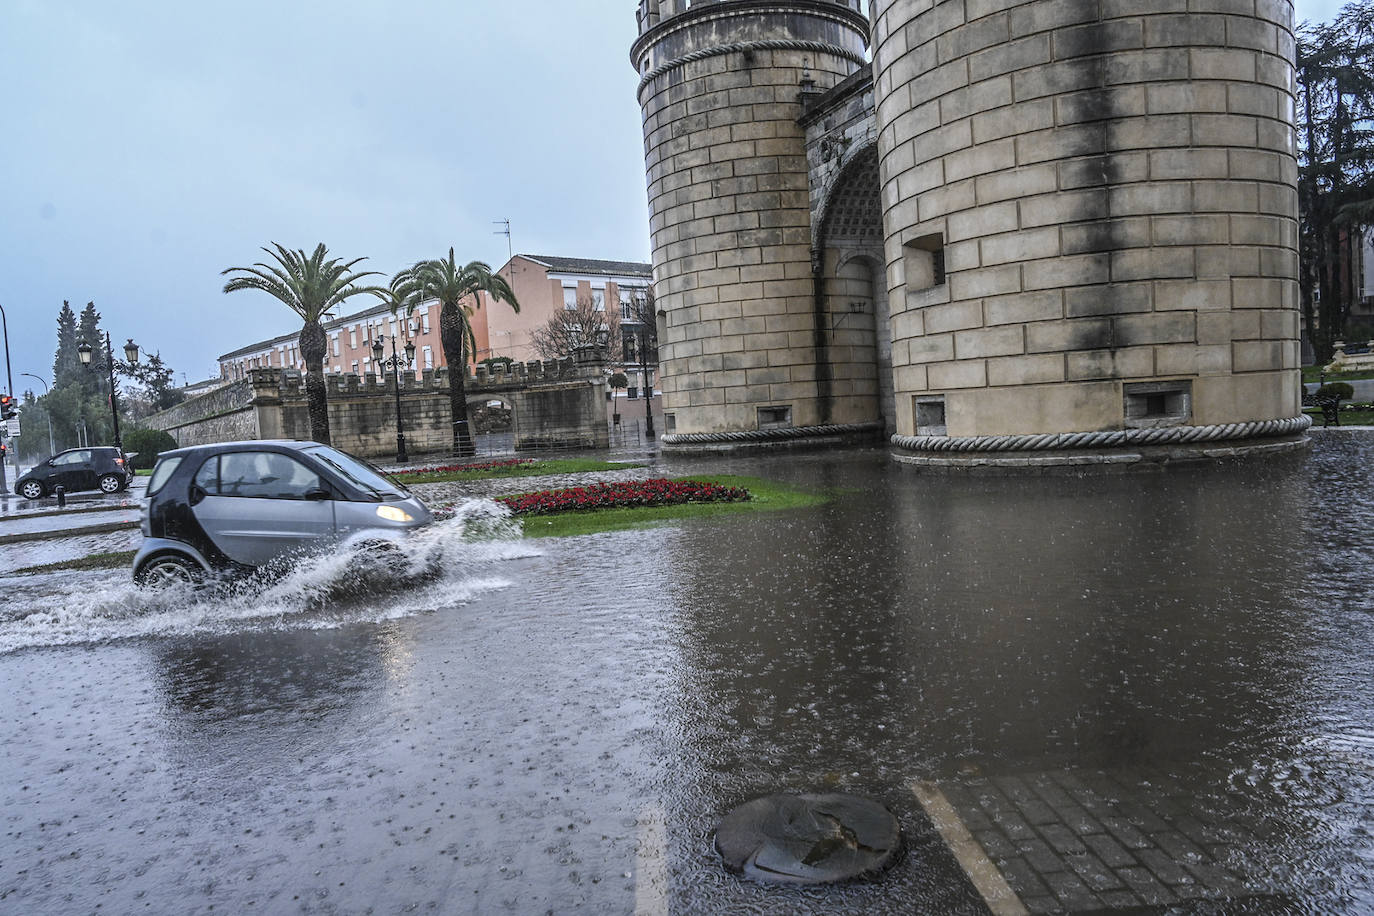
[638,39,867,97]
[662,421,885,445]
[890,415,1313,454]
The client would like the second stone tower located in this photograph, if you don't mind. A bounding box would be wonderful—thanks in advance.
[631,0,879,445]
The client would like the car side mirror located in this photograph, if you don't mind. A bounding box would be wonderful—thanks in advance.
[303,487,331,501]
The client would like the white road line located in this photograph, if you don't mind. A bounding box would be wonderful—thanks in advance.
[911,780,1029,916]
[634,803,668,916]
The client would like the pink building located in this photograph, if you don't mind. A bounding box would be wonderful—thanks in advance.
[219,254,656,393]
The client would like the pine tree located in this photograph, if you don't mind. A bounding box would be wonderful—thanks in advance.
[76,301,105,390]
[52,301,79,389]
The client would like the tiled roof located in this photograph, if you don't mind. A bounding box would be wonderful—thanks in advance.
[519,255,652,277]
[217,300,397,361]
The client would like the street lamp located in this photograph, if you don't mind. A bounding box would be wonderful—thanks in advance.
[19,373,55,456]
[638,325,655,440]
[371,333,416,463]
[78,333,138,451]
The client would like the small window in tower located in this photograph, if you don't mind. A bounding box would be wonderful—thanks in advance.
[915,396,947,437]
[1123,381,1192,429]
[758,405,792,430]
[664,413,676,434]
[903,233,946,292]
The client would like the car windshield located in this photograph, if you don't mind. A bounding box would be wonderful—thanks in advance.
[303,446,407,499]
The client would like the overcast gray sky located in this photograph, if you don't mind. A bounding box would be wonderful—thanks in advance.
[0,0,1345,393]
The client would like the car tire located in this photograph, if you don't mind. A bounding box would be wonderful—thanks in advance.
[135,554,203,588]
[19,480,46,500]
[99,474,124,494]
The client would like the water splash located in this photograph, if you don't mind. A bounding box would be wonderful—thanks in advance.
[0,500,533,654]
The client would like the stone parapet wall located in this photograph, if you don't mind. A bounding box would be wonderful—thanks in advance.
[872,0,1302,438]
[149,363,609,458]
[633,0,874,436]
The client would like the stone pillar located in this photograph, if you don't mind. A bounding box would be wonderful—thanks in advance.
[632,0,875,445]
[873,0,1306,465]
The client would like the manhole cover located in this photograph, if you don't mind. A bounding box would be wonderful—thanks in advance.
[714,793,901,885]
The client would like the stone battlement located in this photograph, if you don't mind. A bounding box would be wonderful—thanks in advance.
[635,0,863,36]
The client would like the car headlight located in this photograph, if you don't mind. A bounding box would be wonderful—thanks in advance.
[376,505,414,522]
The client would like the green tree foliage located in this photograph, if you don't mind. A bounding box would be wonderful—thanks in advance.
[120,351,185,417]
[1298,0,1374,361]
[223,243,380,445]
[52,301,80,390]
[410,252,519,456]
[122,428,179,470]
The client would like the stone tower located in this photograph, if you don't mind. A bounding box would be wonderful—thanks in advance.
[631,0,883,446]
[872,0,1308,466]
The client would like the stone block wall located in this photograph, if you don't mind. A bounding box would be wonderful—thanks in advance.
[151,363,610,459]
[872,0,1302,438]
[146,380,257,446]
[632,0,874,436]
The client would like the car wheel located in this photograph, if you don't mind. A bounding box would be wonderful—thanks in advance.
[99,474,124,494]
[19,480,45,500]
[135,554,203,588]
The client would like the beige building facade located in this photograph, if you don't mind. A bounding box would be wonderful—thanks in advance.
[633,0,1308,465]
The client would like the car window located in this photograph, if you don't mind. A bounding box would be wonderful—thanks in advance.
[52,450,91,467]
[194,456,219,492]
[217,451,322,499]
[147,456,184,496]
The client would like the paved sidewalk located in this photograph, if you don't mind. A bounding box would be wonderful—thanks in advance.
[918,768,1286,914]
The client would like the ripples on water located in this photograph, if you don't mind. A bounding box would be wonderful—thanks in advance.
[0,500,534,654]
[2,439,1373,913]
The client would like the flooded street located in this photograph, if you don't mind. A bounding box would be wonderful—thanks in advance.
[2,433,1372,913]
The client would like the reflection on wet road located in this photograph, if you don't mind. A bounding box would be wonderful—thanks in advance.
[2,435,1372,913]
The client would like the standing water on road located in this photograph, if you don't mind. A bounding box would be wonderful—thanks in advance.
[1,434,1372,914]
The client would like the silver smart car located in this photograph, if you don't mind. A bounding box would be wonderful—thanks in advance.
[133,440,433,585]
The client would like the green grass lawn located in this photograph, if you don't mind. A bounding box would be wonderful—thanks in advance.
[1306,407,1374,426]
[395,458,643,486]
[1302,366,1374,383]
[9,550,136,576]
[509,474,825,538]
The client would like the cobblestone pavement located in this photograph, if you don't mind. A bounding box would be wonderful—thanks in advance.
[927,768,1286,914]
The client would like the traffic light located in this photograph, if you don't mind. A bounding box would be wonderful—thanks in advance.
[0,394,15,421]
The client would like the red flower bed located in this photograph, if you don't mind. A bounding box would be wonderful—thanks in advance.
[395,459,535,476]
[498,478,750,516]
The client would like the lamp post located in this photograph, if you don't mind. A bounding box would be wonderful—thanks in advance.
[78,333,139,451]
[19,373,55,456]
[638,326,655,440]
[371,333,416,463]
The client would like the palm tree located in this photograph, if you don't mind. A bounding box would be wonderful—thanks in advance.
[222,243,379,445]
[411,251,519,456]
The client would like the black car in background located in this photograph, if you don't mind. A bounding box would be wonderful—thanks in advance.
[16,447,134,499]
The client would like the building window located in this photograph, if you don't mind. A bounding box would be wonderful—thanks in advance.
[621,297,633,320]
[349,328,357,349]
[422,308,431,334]
[903,233,946,291]
[915,396,947,436]
[423,346,433,369]
[331,336,340,357]
[564,286,577,309]
[758,405,792,429]
[351,360,359,374]
[1124,381,1192,428]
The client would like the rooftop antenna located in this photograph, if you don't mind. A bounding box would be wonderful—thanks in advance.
[494,218,513,264]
